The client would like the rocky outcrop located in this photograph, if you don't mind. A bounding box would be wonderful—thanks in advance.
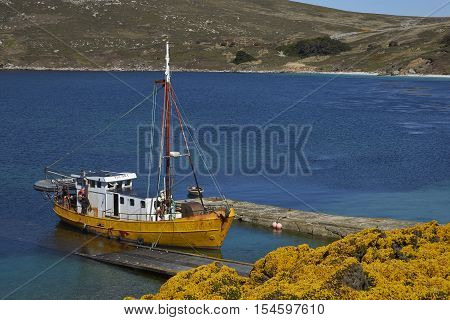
[282,61,316,72]
[400,58,433,75]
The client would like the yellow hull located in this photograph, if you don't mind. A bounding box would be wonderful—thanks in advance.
[53,203,234,248]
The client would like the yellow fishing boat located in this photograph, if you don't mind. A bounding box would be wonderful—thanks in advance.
[34,43,234,248]
[52,194,234,248]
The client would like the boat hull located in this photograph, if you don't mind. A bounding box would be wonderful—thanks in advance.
[53,203,234,248]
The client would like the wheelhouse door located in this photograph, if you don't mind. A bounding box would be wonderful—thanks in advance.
[113,194,119,217]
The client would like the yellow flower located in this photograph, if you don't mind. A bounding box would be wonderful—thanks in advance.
[134,222,449,300]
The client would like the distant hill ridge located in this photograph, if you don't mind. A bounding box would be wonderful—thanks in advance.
[0,0,449,74]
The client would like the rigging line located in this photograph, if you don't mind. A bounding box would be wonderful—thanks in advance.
[260,173,320,213]
[47,93,154,169]
[168,85,224,196]
[2,234,101,300]
[146,84,159,199]
[169,87,205,210]
[0,1,147,100]
[156,83,167,202]
[164,81,173,203]
[178,231,207,257]
[170,87,228,206]
[182,111,227,205]
[148,173,191,249]
[261,2,450,127]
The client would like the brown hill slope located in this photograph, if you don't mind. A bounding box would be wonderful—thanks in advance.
[0,0,449,74]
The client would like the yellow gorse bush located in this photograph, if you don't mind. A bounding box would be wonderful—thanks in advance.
[130,222,449,300]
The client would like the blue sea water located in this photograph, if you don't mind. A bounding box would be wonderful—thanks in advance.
[0,71,449,299]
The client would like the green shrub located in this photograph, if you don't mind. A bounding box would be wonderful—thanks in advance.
[367,43,380,51]
[232,50,256,64]
[441,34,450,47]
[388,40,399,47]
[277,36,351,58]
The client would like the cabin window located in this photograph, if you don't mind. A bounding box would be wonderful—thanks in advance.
[89,180,95,188]
[120,197,124,204]
[125,180,131,186]
[97,180,101,188]
[130,199,135,206]
[141,201,145,209]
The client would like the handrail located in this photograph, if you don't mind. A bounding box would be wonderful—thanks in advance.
[45,168,74,179]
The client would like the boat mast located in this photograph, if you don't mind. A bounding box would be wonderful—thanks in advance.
[164,42,172,213]
[159,42,205,214]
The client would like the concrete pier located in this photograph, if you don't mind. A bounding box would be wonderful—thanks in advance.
[203,198,417,239]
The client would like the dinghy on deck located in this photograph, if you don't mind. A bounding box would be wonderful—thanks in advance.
[33,171,75,192]
[187,186,204,198]
[33,179,76,192]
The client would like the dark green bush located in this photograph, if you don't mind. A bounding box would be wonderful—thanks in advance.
[277,36,351,58]
[232,50,256,64]
[367,43,380,51]
[388,40,399,47]
[441,34,450,47]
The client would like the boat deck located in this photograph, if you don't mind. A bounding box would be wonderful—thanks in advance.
[76,245,253,277]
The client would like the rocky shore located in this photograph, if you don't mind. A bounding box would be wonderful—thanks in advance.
[2,64,449,78]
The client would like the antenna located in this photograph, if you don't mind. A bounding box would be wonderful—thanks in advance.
[165,41,171,83]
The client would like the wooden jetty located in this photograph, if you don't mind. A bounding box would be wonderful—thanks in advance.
[76,245,253,277]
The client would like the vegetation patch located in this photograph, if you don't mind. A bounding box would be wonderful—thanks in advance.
[441,33,450,48]
[232,50,256,64]
[388,40,399,47]
[127,222,449,300]
[277,36,351,58]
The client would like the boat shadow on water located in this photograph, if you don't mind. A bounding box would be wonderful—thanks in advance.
[50,221,256,277]
[52,221,225,259]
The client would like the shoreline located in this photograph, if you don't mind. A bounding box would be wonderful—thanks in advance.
[1,65,450,78]
[203,198,417,239]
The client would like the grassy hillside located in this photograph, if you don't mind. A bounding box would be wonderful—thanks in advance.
[0,0,449,74]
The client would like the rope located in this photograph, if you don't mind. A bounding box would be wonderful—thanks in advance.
[177,230,209,257]
[148,173,190,248]
[156,83,167,203]
[146,84,159,199]
[169,87,205,209]
[170,86,229,207]
[47,93,154,169]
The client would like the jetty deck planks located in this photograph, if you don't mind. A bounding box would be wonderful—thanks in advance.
[76,246,253,277]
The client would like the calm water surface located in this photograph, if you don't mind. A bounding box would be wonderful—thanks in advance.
[0,71,449,299]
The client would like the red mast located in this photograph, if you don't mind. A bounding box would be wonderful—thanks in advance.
[164,42,172,214]
[158,42,205,214]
